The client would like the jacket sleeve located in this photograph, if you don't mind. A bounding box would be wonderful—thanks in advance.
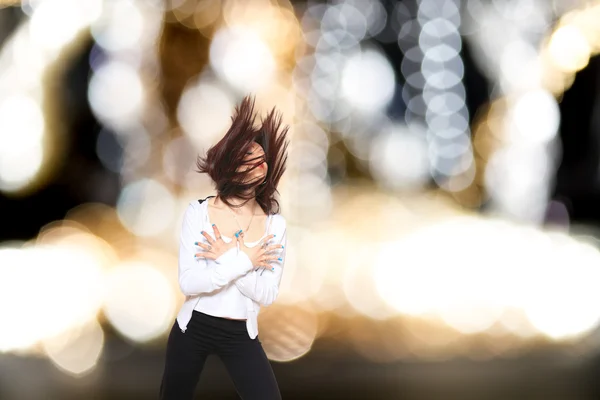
[178,203,254,296]
[234,216,287,306]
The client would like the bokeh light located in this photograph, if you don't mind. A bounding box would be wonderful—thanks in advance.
[103,261,176,343]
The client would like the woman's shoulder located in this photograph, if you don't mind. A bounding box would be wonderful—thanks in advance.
[269,213,287,232]
[184,197,212,215]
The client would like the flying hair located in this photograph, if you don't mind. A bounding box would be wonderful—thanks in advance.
[196,96,289,215]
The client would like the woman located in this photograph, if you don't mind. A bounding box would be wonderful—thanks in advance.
[160,96,289,399]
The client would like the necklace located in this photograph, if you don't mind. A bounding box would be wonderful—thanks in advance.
[229,202,256,234]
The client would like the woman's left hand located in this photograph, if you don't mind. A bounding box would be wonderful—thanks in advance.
[194,224,238,260]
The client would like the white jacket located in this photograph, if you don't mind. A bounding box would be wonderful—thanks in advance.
[175,199,287,338]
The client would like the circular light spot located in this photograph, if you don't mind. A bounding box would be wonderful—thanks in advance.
[548,25,591,73]
[43,319,104,376]
[259,305,318,362]
[103,262,176,342]
[117,179,176,237]
[341,48,396,113]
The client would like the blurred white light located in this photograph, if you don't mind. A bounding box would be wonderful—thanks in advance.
[0,242,104,353]
[210,27,276,92]
[163,136,198,185]
[548,25,591,73]
[417,0,460,26]
[424,70,463,90]
[103,262,176,342]
[29,0,102,51]
[341,48,395,112]
[43,319,104,376]
[290,141,327,178]
[363,0,388,37]
[422,55,464,80]
[485,147,552,222]
[0,247,40,351]
[343,247,397,320]
[424,43,460,62]
[289,173,332,219]
[88,61,144,126]
[322,3,367,43]
[0,95,44,192]
[523,240,600,340]
[277,230,326,305]
[426,92,465,115]
[509,90,559,144]
[177,81,234,148]
[92,1,145,52]
[499,40,541,91]
[429,136,473,172]
[117,179,176,237]
[427,112,469,132]
[419,18,461,51]
[369,124,430,190]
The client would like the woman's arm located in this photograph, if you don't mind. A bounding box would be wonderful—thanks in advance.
[234,217,287,306]
[178,203,254,296]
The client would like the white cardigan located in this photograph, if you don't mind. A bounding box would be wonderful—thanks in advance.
[175,199,287,338]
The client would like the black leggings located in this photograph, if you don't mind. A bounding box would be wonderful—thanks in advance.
[159,311,281,400]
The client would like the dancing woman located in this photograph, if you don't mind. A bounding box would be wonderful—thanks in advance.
[160,96,289,399]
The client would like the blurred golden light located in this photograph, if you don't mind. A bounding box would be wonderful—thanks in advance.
[548,25,591,73]
[117,179,177,237]
[221,0,300,63]
[36,221,119,272]
[348,319,411,363]
[64,203,135,255]
[258,304,318,362]
[103,261,176,342]
[498,308,538,339]
[43,318,104,377]
[193,0,221,32]
[279,228,331,307]
[342,244,397,320]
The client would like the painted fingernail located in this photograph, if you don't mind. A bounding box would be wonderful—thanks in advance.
[194,242,198,245]
[274,234,277,237]
[201,230,205,234]
[271,267,275,271]
[212,224,215,227]
[278,258,282,261]
[235,232,239,238]
[281,245,284,249]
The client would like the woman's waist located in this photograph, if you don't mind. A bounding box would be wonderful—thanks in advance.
[193,291,252,317]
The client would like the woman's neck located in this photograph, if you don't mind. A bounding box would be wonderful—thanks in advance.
[214,195,258,215]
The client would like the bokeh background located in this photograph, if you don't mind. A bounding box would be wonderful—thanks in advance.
[1,0,600,399]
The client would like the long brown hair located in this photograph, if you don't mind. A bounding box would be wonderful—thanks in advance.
[196,96,289,215]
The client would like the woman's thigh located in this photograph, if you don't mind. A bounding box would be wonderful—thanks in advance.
[218,337,281,400]
[159,319,212,399]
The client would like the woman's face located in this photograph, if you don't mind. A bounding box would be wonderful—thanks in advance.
[239,142,268,184]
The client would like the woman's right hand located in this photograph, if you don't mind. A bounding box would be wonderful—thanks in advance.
[194,224,238,260]
[238,233,283,269]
